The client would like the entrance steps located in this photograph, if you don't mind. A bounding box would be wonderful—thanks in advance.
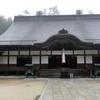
[39,69,90,78]
[39,69,60,78]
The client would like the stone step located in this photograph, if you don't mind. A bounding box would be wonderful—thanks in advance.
[39,69,90,78]
[40,69,60,78]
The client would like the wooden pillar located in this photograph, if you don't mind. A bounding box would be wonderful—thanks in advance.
[29,50,31,56]
[51,50,52,56]
[84,50,86,68]
[39,50,41,69]
[6,50,9,75]
[17,48,20,75]
[29,50,31,60]
[18,50,20,55]
[8,50,10,66]
[73,49,74,55]
[98,49,99,55]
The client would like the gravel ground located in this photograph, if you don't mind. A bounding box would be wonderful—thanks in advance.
[86,79,100,86]
[0,78,46,100]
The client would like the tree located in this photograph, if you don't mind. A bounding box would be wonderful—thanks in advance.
[76,9,83,15]
[36,11,43,16]
[0,16,12,35]
[48,6,60,15]
[42,9,47,15]
[23,10,30,15]
[35,6,60,16]
[88,10,94,14]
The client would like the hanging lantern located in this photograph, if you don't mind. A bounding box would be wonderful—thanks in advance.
[62,49,66,63]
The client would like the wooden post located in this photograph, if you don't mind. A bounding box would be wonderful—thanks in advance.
[98,49,99,55]
[51,50,52,56]
[39,50,41,69]
[73,49,74,55]
[8,50,9,67]
[6,50,9,75]
[29,50,31,56]
[84,50,86,68]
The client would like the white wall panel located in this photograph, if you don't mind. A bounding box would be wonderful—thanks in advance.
[52,50,73,55]
[41,56,48,64]
[0,57,7,64]
[10,51,18,55]
[52,51,61,55]
[77,56,84,63]
[31,51,40,55]
[32,56,39,64]
[86,56,92,63]
[9,57,17,64]
[41,51,51,55]
[2,51,8,55]
[86,50,98,54]
[74,50,84,54]
[65,50,73,55]
[20,51,29,55]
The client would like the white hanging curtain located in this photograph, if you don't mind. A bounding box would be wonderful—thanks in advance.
[62,49,66,63]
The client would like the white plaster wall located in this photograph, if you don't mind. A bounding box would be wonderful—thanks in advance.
[86,56,92,64]
[41,51,51,55]
[52,51,61,55]
[32,56,39,64]
[9,51,18,55]
[52,50,73,55]
[74,50,84,54]
[65,50,73,55]
[41,56,48,64]
[9,57,17,64]
[77,56,84,63]
[31,51,40,55]
[0,57,7,64]
[2,51,8,55]
[86,50,98,54]
[20,51,29,55]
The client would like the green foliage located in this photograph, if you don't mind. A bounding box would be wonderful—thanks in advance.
[0,16,12,35]
[36,6,60,16]
[23,10,30,15]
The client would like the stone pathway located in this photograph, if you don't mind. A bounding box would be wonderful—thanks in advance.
[41,78,100,100]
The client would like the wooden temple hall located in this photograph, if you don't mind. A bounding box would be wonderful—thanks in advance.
[0,15,100,77]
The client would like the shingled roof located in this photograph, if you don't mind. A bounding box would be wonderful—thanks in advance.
[0,14,100,44]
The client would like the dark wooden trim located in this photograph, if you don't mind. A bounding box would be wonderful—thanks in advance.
[0,33,100,51]
[35,33,97,50]
[40,64,48,69]
[1,54,100,56]
[0,52,100,57]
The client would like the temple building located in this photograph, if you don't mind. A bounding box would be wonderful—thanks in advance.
[0,14,100,77]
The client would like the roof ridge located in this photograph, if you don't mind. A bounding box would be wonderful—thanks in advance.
[14,14,100,21]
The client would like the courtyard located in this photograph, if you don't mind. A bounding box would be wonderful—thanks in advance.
[0,78,46,100]
[0,77,100,100]
[42,78,100,100]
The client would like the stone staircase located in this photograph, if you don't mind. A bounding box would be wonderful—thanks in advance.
[39,69,60,78]
[39,68,90,78]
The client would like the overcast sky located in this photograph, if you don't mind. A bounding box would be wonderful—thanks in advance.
[0,0,100,18]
